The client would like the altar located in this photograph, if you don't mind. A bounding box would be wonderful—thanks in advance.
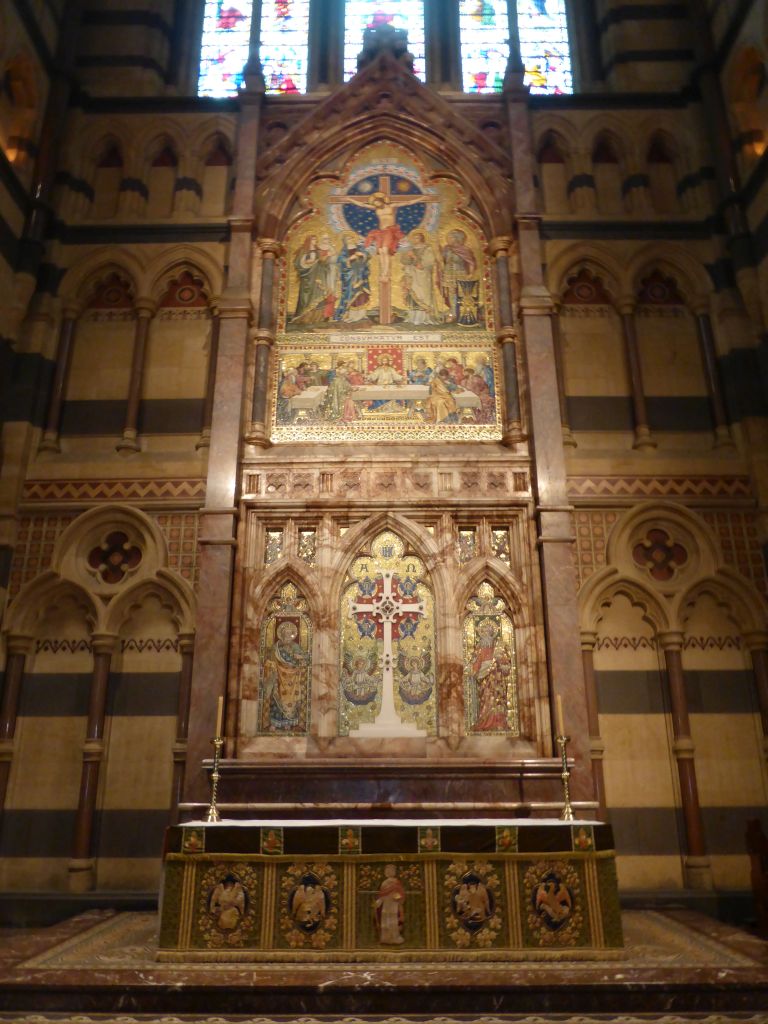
[158,819,623,962]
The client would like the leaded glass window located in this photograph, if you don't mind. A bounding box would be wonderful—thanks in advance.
[459,0,509,94]
[198,1,254,96]
[343,1,427,82]
[260,0,311,93]
[517,0,572,95]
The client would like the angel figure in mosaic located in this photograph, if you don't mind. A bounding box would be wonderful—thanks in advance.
[397,650,433,705]
[341,648,380,705]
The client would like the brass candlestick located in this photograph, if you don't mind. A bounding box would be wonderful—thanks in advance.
[557,734,575,821]
[205,735,224,823]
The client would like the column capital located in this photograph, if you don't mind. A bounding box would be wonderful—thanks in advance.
[91,633,119,655]
[134,298,157,318]
[251,327,275,347]
[744,631,768,652]
[178,632,196,654]
[618,297,636,316]
[580,630,598,651]
[61,302,83,320]
[658,630,684,651]
[258,238,282,258]
[5,634,34,657]
[488,235,514,258]
[496,327,519,346]
[691,297,711,317]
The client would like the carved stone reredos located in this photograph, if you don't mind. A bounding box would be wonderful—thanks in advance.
[357,24,414,74]
[253,50,516,239]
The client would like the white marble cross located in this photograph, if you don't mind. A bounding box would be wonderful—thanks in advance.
[349,568,426,737]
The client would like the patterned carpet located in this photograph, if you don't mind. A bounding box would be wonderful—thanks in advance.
[19,910,760,970]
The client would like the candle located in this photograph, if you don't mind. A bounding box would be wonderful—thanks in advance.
[215,695,224,738]
[555,694,565,737]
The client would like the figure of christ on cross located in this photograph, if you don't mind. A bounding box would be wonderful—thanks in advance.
[349,568,427,737]
[329,176,439,325]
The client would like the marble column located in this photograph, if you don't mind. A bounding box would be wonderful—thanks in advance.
[170,633,195,823]
[38,306,80,453]
[116,299,156,453]
[745,632,768,769]
[619,301,656,450]
[580,632,606,818]
[503,74,595,807]
[69,633,117,892]
[0,635,33,815]
[658,631,712,890]
[551,306,576,447]
[489,236,523,446]
[183,63,263,807]
[196,311,221,450]
[693,306,733,448]
[246,239,281,448]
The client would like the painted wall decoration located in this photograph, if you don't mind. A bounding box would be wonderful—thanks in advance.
[272,145,499,442]
[240,582,312,736]
[339,531,437,736]
[463,581,518,735]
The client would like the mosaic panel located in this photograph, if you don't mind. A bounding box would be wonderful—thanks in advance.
[251,582,312,736]
[463,582,518,735]
[339,531,437,736]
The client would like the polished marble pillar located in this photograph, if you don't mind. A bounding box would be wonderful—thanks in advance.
[183,62,264,806]
[551,306,576,447]
[694,307,733,448]
[490,236,523,446]
[0,635,33,815]
[246,239,281,448]
[746,632,768,769]
[580,632,606,818]
[504,71,594,807]
[196,312,220,451]
[116,299,156,453]
[658,631,712,890]
[619,302,656,450]
[69,633,116,892]
[38,307,79,453]
[170,633,195,824]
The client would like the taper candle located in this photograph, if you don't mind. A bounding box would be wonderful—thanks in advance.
[555,694,565,736]
[215,695,223,738]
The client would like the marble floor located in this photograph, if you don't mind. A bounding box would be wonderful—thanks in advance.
[0,908,766,1021]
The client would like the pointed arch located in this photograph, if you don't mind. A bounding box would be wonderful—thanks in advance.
[626,245,713,311]
[453,558,530,628]
[53,504,168,587]
[58,249,147,308]
[105,569,196,636]
[246,555,324,626]
[3,572,102,637]
[547,243,622,302]
[677,569,768,638]
[145,245,224,303]
[579,567,671,636]
[252,54,515,239]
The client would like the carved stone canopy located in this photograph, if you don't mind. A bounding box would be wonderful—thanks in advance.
[357,24,415,74]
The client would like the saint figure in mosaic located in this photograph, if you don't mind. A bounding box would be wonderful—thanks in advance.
[258,582,312,734]
[463,582,517,734]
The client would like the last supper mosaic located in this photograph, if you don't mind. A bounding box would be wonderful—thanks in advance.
[271,144,501,442]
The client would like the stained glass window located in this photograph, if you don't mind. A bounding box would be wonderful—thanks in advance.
[260,0,310,94]
[344,2,426,82]
[517,0,572,95]
[198,2,254,96]
[460,0,509,94]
